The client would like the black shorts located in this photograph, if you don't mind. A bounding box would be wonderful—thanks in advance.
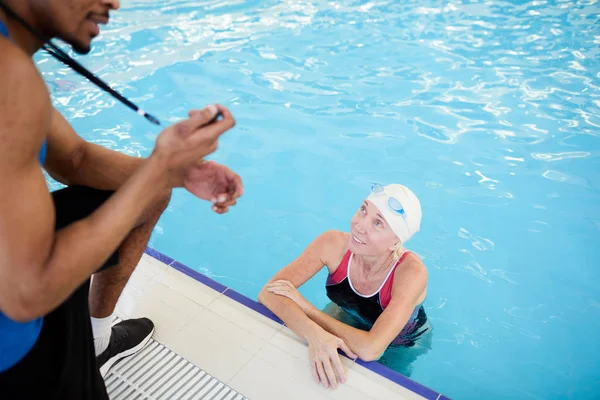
[0,186,119,400]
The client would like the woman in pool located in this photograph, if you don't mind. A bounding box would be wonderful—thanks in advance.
[258,183,430,389]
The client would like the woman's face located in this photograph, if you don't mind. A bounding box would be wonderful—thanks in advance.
[348,200,399,256]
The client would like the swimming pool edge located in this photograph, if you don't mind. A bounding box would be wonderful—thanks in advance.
[144,246,445,400]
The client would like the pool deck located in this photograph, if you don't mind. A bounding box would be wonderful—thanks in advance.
[110,248,447,400]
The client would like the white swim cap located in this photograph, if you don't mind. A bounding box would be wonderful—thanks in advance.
[366,183,422,244]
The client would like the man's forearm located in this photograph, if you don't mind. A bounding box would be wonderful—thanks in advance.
[24,156,169,320]
[45,108,146,191]
[69,142,145,190]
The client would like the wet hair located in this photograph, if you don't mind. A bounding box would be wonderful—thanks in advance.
[392,241,405,261]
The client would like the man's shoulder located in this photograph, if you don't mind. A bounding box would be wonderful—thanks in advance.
[0,39,43,83]
[0,40,51,164]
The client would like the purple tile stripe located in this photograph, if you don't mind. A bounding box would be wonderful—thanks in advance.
[355,359,439,399]
[169,261,228,293]
[143,246,443,399]
[223,288,284,325]
[145,247,175,266]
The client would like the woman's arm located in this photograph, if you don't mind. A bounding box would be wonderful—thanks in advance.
[258,230,356,389]
[258,231,331,339]
[270,256,428,362]
[310,257,428,361]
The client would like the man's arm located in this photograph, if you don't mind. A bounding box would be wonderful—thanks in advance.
[0,50,229,322]
[44,108,144,190]
[304,257,428,361]
[0,55,168,320]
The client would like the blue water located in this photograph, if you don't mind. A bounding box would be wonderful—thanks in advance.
[38,1,600,399]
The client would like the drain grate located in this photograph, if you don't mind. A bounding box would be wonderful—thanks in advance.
[104,339,249,400]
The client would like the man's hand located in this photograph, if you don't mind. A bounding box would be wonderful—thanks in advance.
[152,104,235,190]
[184,160,244,214]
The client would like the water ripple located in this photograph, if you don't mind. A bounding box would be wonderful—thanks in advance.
[35,1,600,399]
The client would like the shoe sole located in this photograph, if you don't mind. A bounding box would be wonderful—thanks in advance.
[99,326,155,378]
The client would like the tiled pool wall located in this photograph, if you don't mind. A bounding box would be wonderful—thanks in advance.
[144,247,447,400]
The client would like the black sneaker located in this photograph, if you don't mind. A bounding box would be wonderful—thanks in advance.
[96,317,155,377]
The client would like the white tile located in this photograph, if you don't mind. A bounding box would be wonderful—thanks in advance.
[347,366,426,400]
[115,285,193,346]
[206,295,282,341]
[269,327,357,373]
[269,327,311,360]
[328,382,376,400]
[138,253,169,276]
[229,356,331,400]
[193,308,266,354]
[121,254,168,288]
[139,280,205,319]
[154,267,223,307]
[168,318,254,384]
[115,282,145,306]
[257,343,373,400]
[126,266,155,287]
[267,328,422,400]
[127,269,152,286]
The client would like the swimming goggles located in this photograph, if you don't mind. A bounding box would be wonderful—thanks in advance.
[371,183,408,219]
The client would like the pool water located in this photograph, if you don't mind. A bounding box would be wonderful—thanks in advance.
[39,1,599,399]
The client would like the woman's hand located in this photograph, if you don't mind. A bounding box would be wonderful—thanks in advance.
[305,327,358,389]
[266,280,314,314]
[267,280,359,389]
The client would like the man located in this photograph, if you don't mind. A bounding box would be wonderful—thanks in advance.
[0,0,243,398]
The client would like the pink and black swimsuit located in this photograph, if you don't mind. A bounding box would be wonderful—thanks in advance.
[325,250,428,347]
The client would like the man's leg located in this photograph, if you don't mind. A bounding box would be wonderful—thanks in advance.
[89,193,169,318]
[90,192,170,375]
[89,224,155,318]
[0,185,138,399]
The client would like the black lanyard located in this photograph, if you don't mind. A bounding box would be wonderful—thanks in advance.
[0,2,161,126]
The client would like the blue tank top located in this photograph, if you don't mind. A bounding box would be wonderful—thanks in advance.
[0,19,46,373]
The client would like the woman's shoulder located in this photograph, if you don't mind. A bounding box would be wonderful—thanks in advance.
[402,251,428,273]
[393,251,429,287]
[319,229,348,243]
[321,230,349,252]
[316,230,350,273]
[403,250,425,265]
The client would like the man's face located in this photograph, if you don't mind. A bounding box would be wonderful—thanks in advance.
[39,0,120,54]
